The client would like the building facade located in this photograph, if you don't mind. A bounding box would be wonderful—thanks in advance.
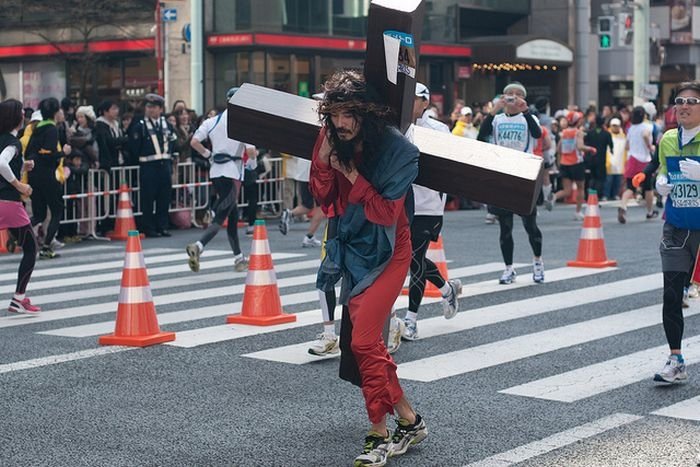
[595,0,700,109]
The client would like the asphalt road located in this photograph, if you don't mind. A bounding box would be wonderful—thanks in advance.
[0,200,698,467]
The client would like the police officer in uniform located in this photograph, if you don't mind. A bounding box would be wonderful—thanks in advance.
[128,93,177,237]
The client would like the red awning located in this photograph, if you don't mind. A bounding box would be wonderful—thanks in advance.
[207,33,471,57]
[0,38,155,58]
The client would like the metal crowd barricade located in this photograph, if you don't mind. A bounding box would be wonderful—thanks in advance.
[59,157,284,238]
[238,156,284,218]
[60,168,112,240]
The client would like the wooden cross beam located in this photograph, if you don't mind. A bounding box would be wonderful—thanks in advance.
[227,0,544,215]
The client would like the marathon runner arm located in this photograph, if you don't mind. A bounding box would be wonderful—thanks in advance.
[0,145,17,183]
[523,112,542,139]
[477,114,494,142]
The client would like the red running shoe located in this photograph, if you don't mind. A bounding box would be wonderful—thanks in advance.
[8,297,41,314]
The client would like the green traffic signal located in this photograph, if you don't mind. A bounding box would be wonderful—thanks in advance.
[600,34,611,49]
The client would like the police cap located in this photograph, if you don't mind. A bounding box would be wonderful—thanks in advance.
[144,93,165,107]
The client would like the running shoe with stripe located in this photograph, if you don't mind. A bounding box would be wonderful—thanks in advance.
[308,332,339,356]
[39,246,59,260]
[186,243,201,272]
[533,260,545,283]
[401,319,418,341]
[387,414,428,457]
[442,278,462,319]
[279,208,291,235]
[499,268,516,285]
[354,432,390,467]
[387,317,404,354]
[654,355,688,384]
[8,297,41,314]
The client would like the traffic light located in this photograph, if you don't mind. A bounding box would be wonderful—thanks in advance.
[598,16,614,50]
[619,12,633,46]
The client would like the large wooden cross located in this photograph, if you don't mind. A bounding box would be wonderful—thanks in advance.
[227,0,543,215]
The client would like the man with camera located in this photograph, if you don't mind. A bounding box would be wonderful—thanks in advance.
[477,82,545,285]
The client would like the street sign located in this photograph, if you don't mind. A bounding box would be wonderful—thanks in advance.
[162,8,177,22]
[182,23,191,43]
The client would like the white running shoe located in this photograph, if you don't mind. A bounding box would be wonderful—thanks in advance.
[654,355,688,383]
[308,332,339,356]
[401,319,418,341]
[532,260,545,283]
[354,432,390,467]
[574,211,585,221]
[689,284,699,299]
[50,239,65,250]
[387,317,404,354]
[302,235,322,248]
[442,279,462,319]
[484,213,497,224]
[499,268,516,285]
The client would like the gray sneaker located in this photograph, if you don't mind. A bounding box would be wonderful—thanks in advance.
[186,243,201,272]
[654,355,688,383]
[544,192,554,211]
[234,255,249,272]
[442,279,462,319]
[354,432,390,467]
[387,414,428,458]
[279,208,291,235]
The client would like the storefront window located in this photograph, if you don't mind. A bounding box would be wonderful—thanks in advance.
[268,54,291,92]
[24,61,66,109]
[68,56,156,106]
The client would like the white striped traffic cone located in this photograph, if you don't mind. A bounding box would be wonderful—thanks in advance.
[227,220,296,326]
[99,230,175,346]
[107,184,141,240]
[567,190,617,268]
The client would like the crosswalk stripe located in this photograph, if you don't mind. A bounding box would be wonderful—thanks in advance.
[463,413,643,467]
[37,263,514,338]
[0,244,121,263]
[500,333,700,402]
[0,246,148,268]
[651,395,700,421]
[24,258,323,304]
[0,252,307,295]
[170,265,613,349]
[0,249,251,282]
[0,346,135,375]
[243,272,657,365]
[397,305,700,382]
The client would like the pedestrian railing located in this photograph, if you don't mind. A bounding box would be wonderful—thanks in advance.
[59,157,285,235]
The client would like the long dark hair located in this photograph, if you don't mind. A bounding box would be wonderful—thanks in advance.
[318,70,393,174]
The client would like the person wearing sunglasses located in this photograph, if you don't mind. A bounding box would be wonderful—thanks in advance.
[652,81,700,384]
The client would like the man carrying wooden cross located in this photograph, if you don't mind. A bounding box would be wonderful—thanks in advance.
[311,69,427,467]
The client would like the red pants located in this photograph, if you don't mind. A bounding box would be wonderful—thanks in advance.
[348,235,411,424]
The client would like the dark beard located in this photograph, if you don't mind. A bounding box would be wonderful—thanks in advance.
[329,130,361,171]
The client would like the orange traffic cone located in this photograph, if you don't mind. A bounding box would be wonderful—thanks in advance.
[99,230,175,347]
[227,220,296,325]
[107,184,141,240]
[401,235,449,298]
[567,190,617,268]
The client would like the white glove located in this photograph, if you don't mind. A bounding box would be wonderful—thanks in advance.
[680,158,700,181]
[655,174,673,197]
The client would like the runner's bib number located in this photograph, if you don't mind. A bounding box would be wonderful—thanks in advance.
[668,156,700,208]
